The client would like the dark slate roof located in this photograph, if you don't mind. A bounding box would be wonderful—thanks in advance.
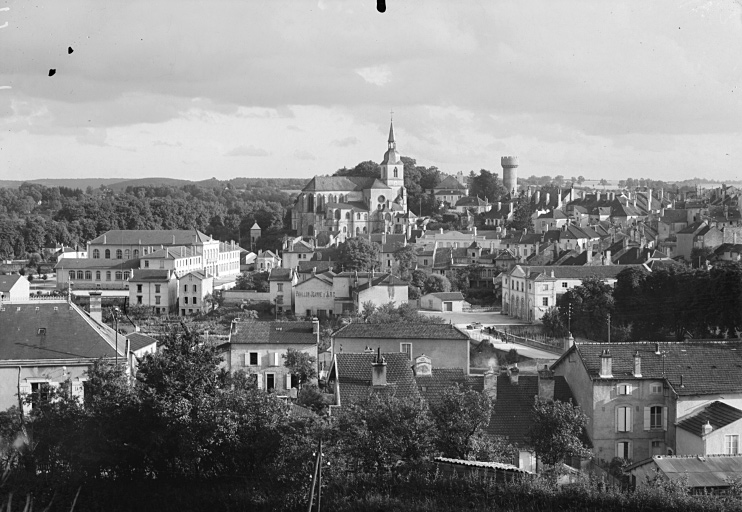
[268,268,293,281]
[455,196,488,207]
[0,275,24,293]
[146,246,194,259]
[129,269,172,282]
[127,332,158,352]
[660,209,690,224]
[230,321,317,345]
[508,264,641,280]
[301,176,376,192]
[54,258,140,270]
[537,209,569,220]
[416,368,468,405]
[334,322,469,340]
[485,374,577,447]
[422,292,466,301]
[678,221,706,235]
[0,301,119,360]
[297,261,335,274]
[627,455,742,488]
[334,352,419,405]
[435,175,467,191]
[676,401,742,437]
[90,229,211,245]
[568,341,742,396]
[354,273,408,291]
[286,241,314,253]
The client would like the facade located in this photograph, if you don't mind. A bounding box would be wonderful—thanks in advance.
[420,292,467,312]
[552,341,742,464]
[268,268,298,314]
[676,401,742,456]
[178,271,213,316]
[128,269,178,314]
[0,275,30,302]
[432,175,469,207]
[256,250,281,271]
[0,299,121,412]
[221,319,319,395]
[294,272,335,319]
[502,264,642,323]
[142,246,203,277]
[291,121,409,238]
[332,322,470,373]
[281,238,315,269]
[677,221,724,261]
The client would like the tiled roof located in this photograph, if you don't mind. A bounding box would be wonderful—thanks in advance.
[537,209,569,220]
[0,275,24,293]
[297,261,335,274]
[354,273,408,291]
[301,176,376,192]
[145,246,194,259]
[230,321,318,345]
[369,179,391,190]
[416,368,469,405]
[660,210,689,224]
[676,401,742,437]
[678,221,706,235]
[129,269,172,282]
[422,292,466,301]
[0,301,119,360]
[334,322,469,340]
[179,271,209,280]
[90,229,211,246]
[334,352,419,405]
[568,341,742,396]
[508,264,641,280]
[268,268,293,281]
[435,175,467,190]
[287,241,314,253]
[434,457,530,474]
[54,258,140,270]
[627,455,742,488]
[127,332,158,352]
[455,196,488,207]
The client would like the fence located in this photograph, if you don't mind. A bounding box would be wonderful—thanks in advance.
[487,326,565,355]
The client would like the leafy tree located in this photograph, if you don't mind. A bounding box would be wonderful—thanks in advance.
[690,247,713,268]
[393,245,417,279]
[505,348,519,365]
[336,237,379,272]
[337,392,435,471]
[527,396,591,467]
[509,199,535,231]
[235,271,269,291]
[334,160,380,179]
[449,267,470,295]
[541,307,569,338]
[577,176,585,185]
[599,179,608,187]
[557,277,614,342]
[430,385,492,460]
[363,302,444,324]
[283,347,317,389]
[422,274,451,294]
[468,169,505,201]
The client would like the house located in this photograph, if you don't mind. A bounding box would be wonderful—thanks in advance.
[677,221,724,261]
[280,238,315,270]
[293,271,336,319]
[268,268,297,315]
[55,258,138,291]
[454,196,491,214]
[551,341,742,464]
[326,351,420,411]
[256,250,281,271]
[0,275,29,302]
[432,175,469,208]
[126,332,158,375]
[626,454,742,492]
[332,322,470,374]
[481,201,514,227]
[178,271,213,316]
[221,319,319,395]
[535,210,570,234]
[370,233,406,272]
[502,264,641,323]
[128,269,177,314]
[142,246,204,278]
[420,292,467,312]
[0,299,122,412]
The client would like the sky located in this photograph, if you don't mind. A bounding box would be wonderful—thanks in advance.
[1,0,741,183]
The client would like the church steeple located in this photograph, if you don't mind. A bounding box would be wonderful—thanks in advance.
[380,114,405,205]
[388,119,396,147]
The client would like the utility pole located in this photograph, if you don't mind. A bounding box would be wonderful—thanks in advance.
[568,302,572,333]
[112,306,120,366]
[607,312,611,344]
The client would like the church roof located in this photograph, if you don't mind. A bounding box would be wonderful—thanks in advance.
[369,179,391,189]
[301,176,376,192]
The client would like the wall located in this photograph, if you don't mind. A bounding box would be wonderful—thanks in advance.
[677,394,742,420]
[6,278,30,301]
[334,336,469,373]
[226,343,318,395]
[294,278,334,318]
[222,290,271,304]
[178,274,213,316]
[704,419,742,455]
[0,364,90,412]
[676,428,704,456]
[553,351,595,439]
[357,284,407,310]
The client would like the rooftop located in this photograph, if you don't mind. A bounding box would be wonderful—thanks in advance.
[230,321,318,345]
[90,229,212,246]
[333,352,419,406]
[334,322,469,340]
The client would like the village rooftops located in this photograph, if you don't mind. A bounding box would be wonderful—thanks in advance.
[334,322,469,340]
[268,268,294,281]
[331,352,419,405]
[229,320,318,345]
[508,264,644,280]
[126,332,159,352]
[0,300,121,361]
[90,229,212,246]
[434,175,467,190]
[555,341,742,396]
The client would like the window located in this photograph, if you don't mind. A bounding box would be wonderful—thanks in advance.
[616,406,632,432]
[137,296,142,304]
[155,296,161,305]
[106,271,111,281]
[137,284,142,293]
[266,373,275,391]
[617,383,632,395]
[193,285,197,292]
[650,383,663,394]
[133,249,139,258]
[184,297,188,305]
[400,343,412,360]
[393,168,398,178]
[184,284,188,292]
[30,382,50,409]
[105,249,110,259]
[616,441,631,460]
[192,297,197,305]
[155,284,161,293]
[726,435,739,455]
[93,249,100,259]
[562,282,568,288]
[144,260,149,268]
[247,352,259,366]
[68,271,75,280]
[37,328,46,335]
[650,406,664,429]
[95,271,101,281]
[116,249,122,259]
[542,297,548,307]
[124,249,130,259]
[75,271,83,280]
[115,271,123,280]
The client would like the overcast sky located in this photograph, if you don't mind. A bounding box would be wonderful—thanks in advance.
[1,0,741,182]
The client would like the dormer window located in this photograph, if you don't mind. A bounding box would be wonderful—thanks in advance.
[37,328,46,335]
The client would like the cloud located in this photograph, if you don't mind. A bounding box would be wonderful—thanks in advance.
[355,66,392,86]
[152,140,182,147]
[225,145,270,157]
[331,136,360,147]
[294,149,316,160]
[76,128,109,147]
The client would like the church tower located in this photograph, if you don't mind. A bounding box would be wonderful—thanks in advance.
[380,118,405,200]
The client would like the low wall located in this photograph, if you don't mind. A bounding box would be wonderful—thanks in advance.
[489,327,565,356]
[222,290,271,304]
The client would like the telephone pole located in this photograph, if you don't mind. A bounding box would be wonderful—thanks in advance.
[607,313,611,344]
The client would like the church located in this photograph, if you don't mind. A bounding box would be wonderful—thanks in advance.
[291,120,415,239]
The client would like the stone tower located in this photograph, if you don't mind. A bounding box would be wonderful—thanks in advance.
[501,156,519,197]
[380,119,405,202]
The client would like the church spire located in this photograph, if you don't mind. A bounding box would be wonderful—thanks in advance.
[388,110,395,147]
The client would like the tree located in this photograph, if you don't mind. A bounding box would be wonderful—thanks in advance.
[557,277,615,342]
[334,160,380,179]
[363,302,444,324]
[430,385,492,460]
[235,271,269,291]
[422,274,451,294]
[599,179,608,188]
[336,237,379,272]
[541,307,569,338]
[577,176,585,185]
[449,267,470,295]
[509,199,535,231]
[393,245,417,279]
[283,347,317,389]
[469,169,505,202]
[527,396,591,467]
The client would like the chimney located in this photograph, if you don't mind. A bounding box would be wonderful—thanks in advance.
[312,316,320,337]
[535,190,541,204]
[586,246,592,263]
[655,342,661,355]
[508,364,520,385]
[89,291,103,324]
[473,227,477,236]
[703,421,713,436]
[599,349,612,378]
[484,366,498,401]
[172,234,176,245]
[633,350,642,377]
[371,348,387,387]
[414,354,432,377]
[545,192,551,206]
[605,249,611,265]
[497,201,502,211]
[440,228,444,234]
[509,202,514,213]
[538,365,555,401]
[103,234,107,244]
[564,332,575,351]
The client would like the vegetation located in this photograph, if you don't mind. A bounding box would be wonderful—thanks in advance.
[527,397,591,467]
[335,237,380,272]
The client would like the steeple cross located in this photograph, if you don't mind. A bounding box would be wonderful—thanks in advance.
[390,109,394,121]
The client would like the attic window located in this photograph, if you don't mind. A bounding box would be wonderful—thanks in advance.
[16,307,21,312]
[53,307,58,311]
[35,307,39,311]
[37,328,46,336]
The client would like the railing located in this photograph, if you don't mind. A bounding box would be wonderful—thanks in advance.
[487,326,565,355]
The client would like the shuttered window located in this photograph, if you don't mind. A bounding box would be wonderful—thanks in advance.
[616,406,632,432]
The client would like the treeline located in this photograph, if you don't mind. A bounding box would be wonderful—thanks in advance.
[0,181,295,259]
[544,264,742,342]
